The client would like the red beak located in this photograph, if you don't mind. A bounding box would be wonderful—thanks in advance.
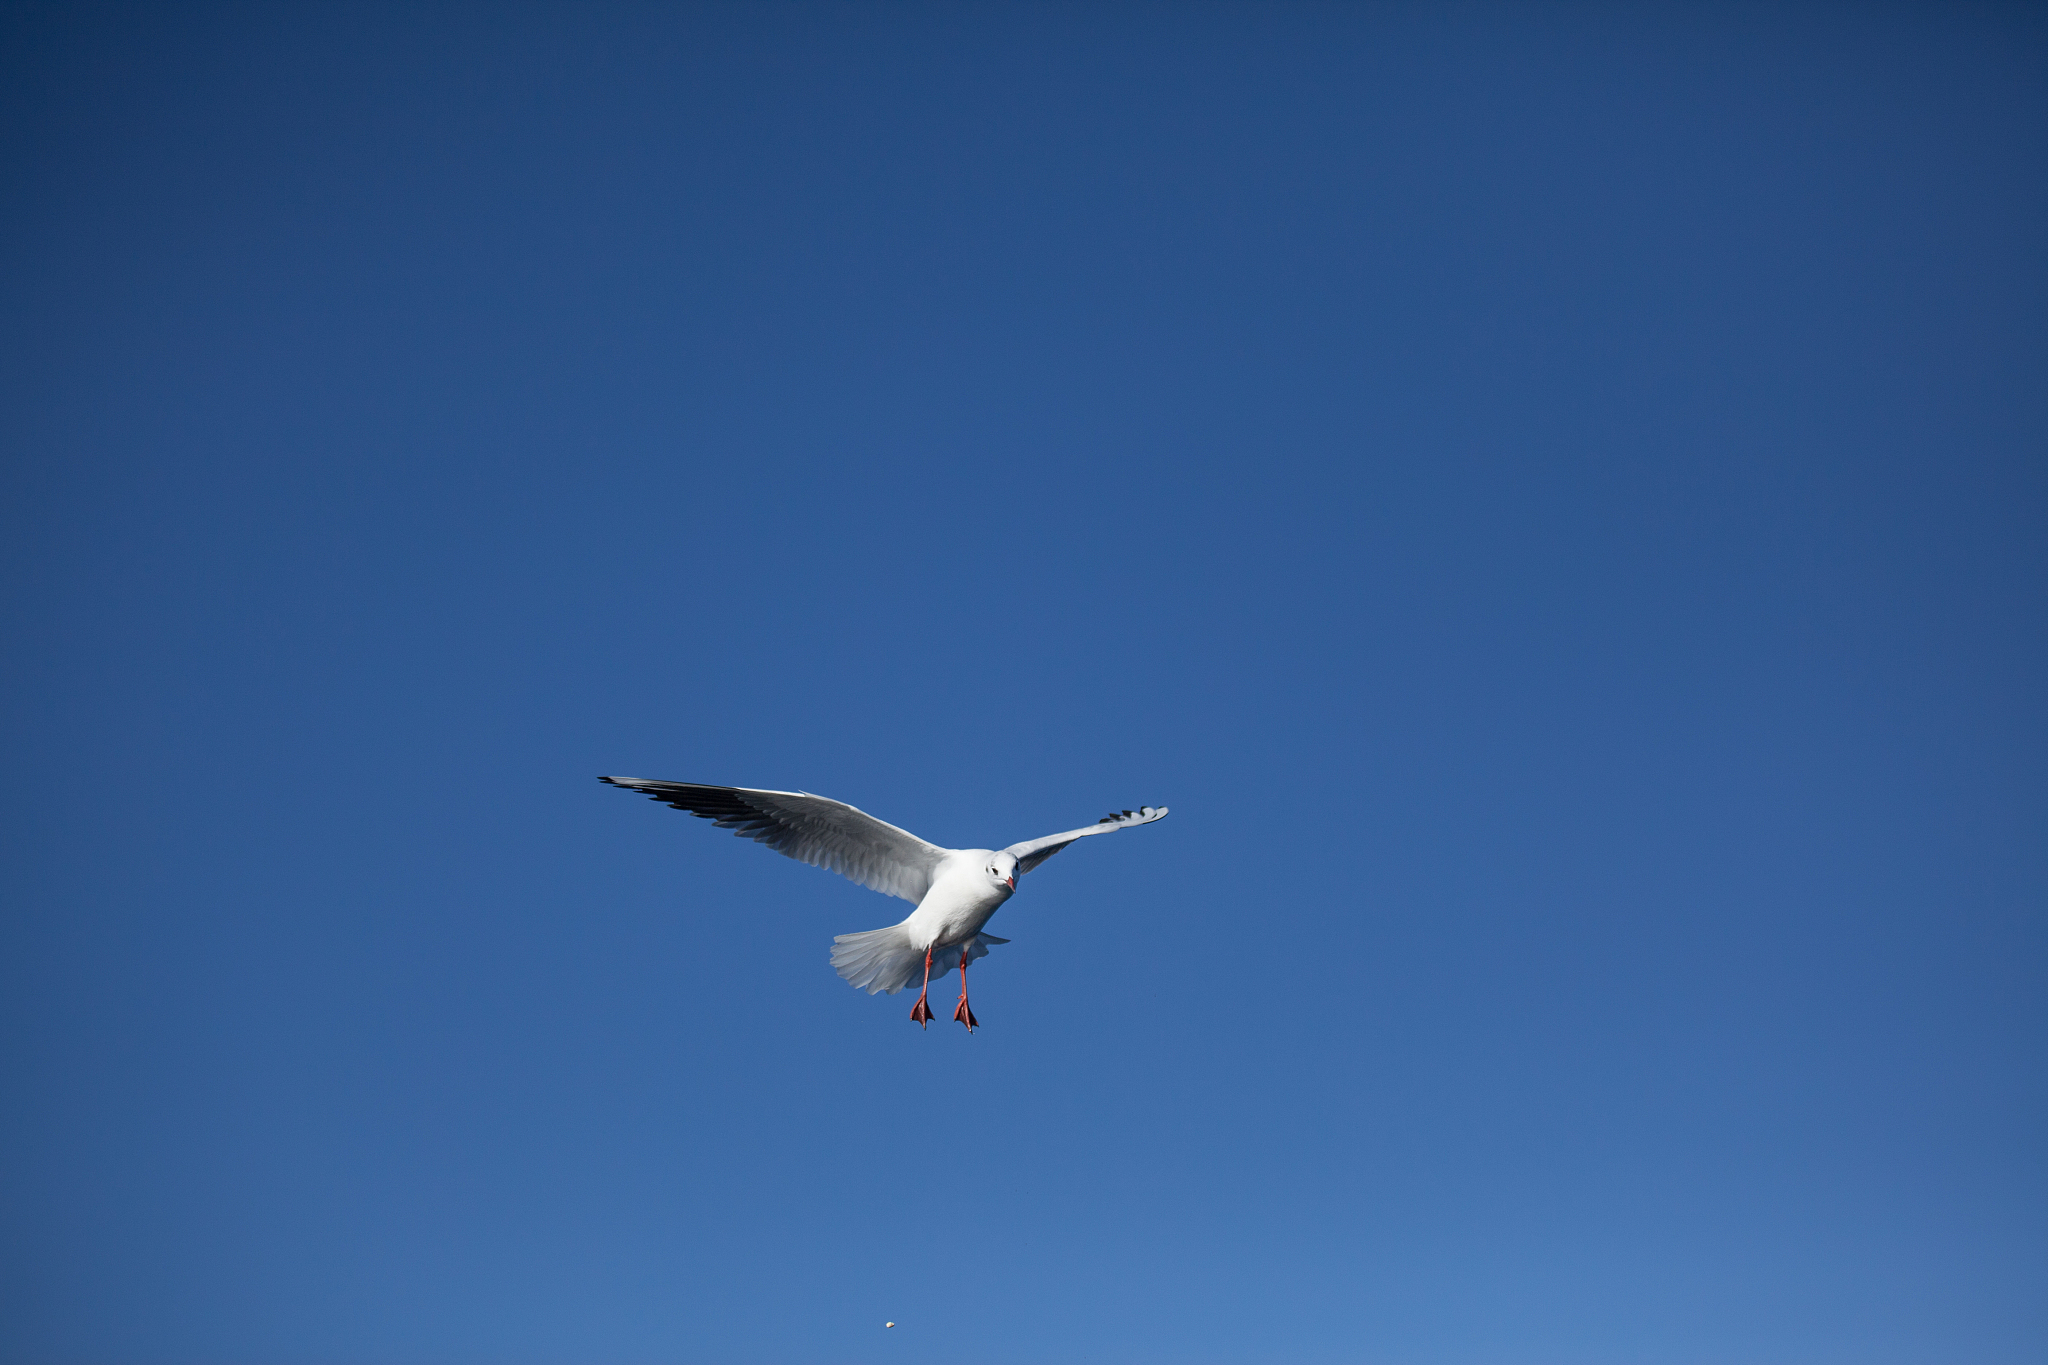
[1006,875,1016,890]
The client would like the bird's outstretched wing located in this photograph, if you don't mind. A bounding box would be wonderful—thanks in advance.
[599,778,951,904]
[1003,805,1169,876]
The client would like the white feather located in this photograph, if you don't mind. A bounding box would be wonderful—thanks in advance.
[830,926,1010,995]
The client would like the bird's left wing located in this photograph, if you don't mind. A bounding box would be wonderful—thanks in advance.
[1003,805,1169,876]
[600,777,952,904]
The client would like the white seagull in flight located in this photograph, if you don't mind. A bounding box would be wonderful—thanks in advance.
[599,778,1169,1029]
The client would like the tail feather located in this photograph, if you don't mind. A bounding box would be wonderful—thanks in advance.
[830,924,924,995]
[830,926,1011,995]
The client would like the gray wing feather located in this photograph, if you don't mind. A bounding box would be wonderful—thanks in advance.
[600,777,951,903]
[1003,805,1170,875]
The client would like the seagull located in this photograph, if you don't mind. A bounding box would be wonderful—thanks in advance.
[599,778,1169,1029]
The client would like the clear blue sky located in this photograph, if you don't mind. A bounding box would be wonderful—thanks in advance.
[3,4,2043,1363]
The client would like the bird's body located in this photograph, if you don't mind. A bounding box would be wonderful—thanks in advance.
[902,850,1013,952]
[598,777,1168,1028]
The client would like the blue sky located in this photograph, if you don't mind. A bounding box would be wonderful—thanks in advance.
[2,4,2043,1362]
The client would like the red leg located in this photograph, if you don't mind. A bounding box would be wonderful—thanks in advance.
[908,947,935,1027]
[953,947,979,1031]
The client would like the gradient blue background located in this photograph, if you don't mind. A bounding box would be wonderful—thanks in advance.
[3,4,2044,1362]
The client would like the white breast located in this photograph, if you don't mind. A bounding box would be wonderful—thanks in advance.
[902,851,1013,949]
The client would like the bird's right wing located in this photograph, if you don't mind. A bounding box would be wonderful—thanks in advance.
[600,778,952,904]
[1003,805,1169,876]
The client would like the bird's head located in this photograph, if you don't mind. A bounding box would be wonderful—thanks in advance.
[985,852,1018,892]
